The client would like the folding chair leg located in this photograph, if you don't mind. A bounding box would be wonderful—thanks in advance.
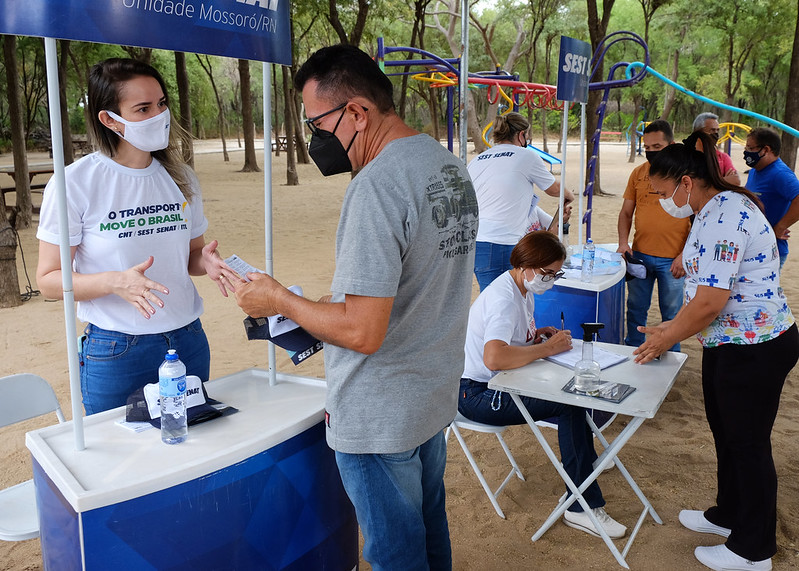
[495,433,525,483]
[448,423,524,519]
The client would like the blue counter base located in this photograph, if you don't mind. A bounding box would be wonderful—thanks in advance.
[34,422,358,570]
[533,280,625,344]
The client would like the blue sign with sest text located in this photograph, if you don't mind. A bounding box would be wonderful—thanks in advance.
[0,0,291,64]
[556,36,592,103]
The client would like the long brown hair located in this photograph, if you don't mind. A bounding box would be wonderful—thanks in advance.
[87,58,195,201]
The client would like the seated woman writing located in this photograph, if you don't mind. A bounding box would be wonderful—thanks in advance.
[459,230,626,538]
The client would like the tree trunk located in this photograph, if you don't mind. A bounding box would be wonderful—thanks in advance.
[0,218,21,308]
[782,0,799,170]
[629,94,641,162]
[586,0,617,197]
[195,54,228,161]
[58,40,75,165]
[174,52,194,168]
[289,67,310,164]
[282,66,298,186]
[660,46,681,121]
[238,59,261,173]
[3,35,33,230]
[327,0,370,46]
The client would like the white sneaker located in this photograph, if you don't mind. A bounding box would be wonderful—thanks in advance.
[563,507,627,539]
[679,510,732,538]
[695,544,772,571]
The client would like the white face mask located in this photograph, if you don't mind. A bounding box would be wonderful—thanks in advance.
[523,270,555,295]
[106,108,171,152]
[659,182,693,219]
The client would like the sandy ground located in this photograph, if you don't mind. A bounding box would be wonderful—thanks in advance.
[2,138,799,570]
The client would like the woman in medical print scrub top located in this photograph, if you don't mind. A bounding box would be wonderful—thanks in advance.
[634,131,798,571]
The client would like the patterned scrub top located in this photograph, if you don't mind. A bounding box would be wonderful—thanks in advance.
[682,191,794,347]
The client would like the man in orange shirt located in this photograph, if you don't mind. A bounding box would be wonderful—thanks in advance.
[617,120,690,351]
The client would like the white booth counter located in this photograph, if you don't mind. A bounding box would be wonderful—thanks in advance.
[26,369,358,570]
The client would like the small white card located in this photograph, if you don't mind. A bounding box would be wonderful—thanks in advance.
[224,254,265,281]
[115,418,154,433]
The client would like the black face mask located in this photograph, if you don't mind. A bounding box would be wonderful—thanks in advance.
[645,150,660,163]
[709,132,720,143]
[308,109,357,176]
[743,149,763,168]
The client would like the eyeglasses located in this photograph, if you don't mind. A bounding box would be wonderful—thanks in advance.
[538,268,565,282]
[526,268,565,282]
[744,144,763,153]
[304,103,347,136]
[304,102,369,136]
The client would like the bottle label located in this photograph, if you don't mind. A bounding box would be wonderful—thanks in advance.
[160,374,187,398]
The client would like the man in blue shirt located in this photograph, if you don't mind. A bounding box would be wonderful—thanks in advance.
[744,127,799,269]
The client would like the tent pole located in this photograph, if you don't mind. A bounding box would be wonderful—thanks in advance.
[44,37,84,450]
[263,62,276,386]
[458,0,469,163]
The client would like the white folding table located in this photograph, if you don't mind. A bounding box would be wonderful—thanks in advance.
[488,343,687,569]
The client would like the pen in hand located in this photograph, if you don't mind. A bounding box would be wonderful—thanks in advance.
[561,311,565,331]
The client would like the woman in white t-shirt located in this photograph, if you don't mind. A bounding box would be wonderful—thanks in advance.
[36,58,241,414]
[634,131,798,571]
[467,112,573,290]
[459,231,626,539]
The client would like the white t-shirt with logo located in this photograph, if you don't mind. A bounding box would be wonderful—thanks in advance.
[467,143,556,245]
[462,271,536,383]
[37,152,208,335]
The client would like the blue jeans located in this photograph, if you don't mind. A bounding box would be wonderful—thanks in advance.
[625,251,684,351]
[80,318,210,415]
[335,431,451,571]
[474,241,515,291]
[458,379,604,511]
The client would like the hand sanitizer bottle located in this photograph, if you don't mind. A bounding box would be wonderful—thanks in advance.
[574,323,604,395]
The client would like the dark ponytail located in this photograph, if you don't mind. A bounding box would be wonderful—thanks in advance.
[649,131,763,210]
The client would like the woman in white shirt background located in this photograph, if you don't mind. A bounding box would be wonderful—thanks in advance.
[36,58,241,414]
[467,112,573,290]
[459,231,626,539]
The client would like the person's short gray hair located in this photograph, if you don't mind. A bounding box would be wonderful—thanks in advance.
[693,112,719,132]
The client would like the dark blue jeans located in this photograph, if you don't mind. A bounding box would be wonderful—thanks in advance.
[80,318,210,415]
[625,251,684,350]
[474,241,515,291]
[458,378,604,511]
[335,431,451,570]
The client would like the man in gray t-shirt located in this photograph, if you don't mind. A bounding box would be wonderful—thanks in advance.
[236,45,476,570]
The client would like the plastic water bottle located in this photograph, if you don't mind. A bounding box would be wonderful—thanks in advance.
[581,238,595,282]
[159,349,187,444]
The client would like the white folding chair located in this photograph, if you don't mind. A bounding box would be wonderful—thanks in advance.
[445,412,524,519]
[0,374,65,541]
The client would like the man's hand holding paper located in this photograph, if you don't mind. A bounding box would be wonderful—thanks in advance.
[235,272,288,317]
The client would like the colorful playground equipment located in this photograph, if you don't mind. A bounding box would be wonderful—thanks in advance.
[624,62,799,140]
[376,31,651,238]
[378,31,797,239]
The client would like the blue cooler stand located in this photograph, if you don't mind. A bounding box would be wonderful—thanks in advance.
[533,245,626,344]
[26,370,359,571]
